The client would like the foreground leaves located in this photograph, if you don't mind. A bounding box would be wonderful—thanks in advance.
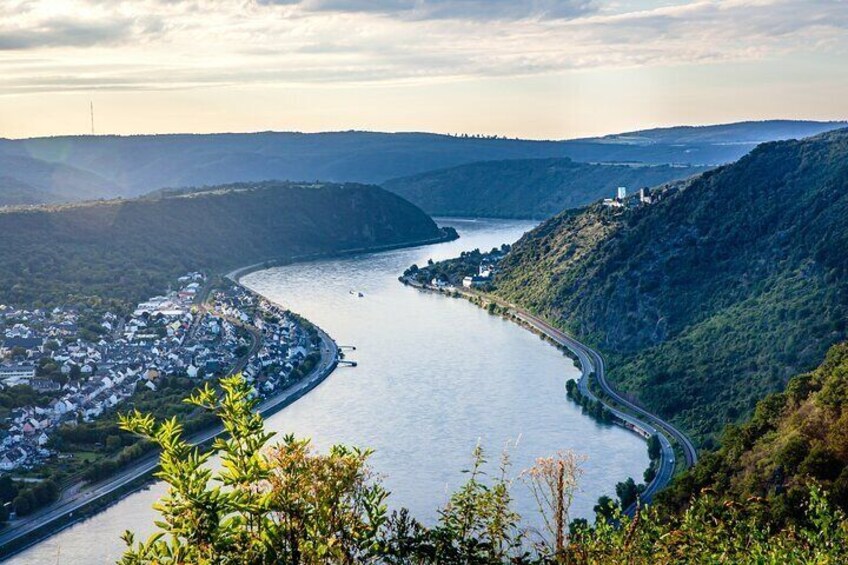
[118,374,387,565]
[118,374,848,564]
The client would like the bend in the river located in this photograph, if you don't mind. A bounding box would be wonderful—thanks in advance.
[10,218,650,564]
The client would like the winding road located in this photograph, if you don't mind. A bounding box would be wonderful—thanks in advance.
[407,280,698,511]
[509,311,697,506]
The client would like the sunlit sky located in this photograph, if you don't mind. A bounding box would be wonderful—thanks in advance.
[1,0,846,139]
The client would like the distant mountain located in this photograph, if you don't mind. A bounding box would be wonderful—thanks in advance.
[0,176,51,206]
[0,181,447,311]
[0,155,119,205]
[382,158,708,219]
[492,128,848,447]
[0,120,843,201]
[590,120,848,145]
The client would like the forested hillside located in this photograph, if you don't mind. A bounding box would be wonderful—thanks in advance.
[660,340,848,522]
[0,120,841,201]
[493,128,848,446]
[383,158,705,218]
[0,181,446,312]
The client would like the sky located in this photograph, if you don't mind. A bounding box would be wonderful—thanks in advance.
[0,0,846,139]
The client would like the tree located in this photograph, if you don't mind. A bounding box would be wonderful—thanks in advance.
[594,496,617,523]
[112,379,848,564]
[423,444,524,563]
[615,477,643,509]
[523,450,586,556]
[106,434,123,452]
[0,475,17,503]
[118,373,388,565]
[69,364,82,381]
[800,446,841,481]
[13,491,35,516]
[32,480,58,506]
[647,434,661,461]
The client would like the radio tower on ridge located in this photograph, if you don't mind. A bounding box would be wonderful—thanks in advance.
[90,101,95,135]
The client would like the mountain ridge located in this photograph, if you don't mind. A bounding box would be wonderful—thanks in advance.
[491,127,848,446]
[382,158,707,219]
[1,120,843,204]
[0,181,445,312]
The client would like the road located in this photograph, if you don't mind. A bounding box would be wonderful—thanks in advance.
[509,312,694,507]
[404,278,697,512]
[0,314,339,560]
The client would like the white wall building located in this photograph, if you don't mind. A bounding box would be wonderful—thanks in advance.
[0,365,36,384]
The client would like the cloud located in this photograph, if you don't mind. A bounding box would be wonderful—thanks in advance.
[258,0,599,21]
[0,17,139,50]
[0,0,847,96]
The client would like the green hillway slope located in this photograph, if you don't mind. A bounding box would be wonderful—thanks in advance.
[493,128,848,448]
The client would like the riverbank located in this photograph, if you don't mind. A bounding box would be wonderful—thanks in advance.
[0,229,463,559]
[399,276,696,511]
[227,228,459,283]
[0,285,338,561]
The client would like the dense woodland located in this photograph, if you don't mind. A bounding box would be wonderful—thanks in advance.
[659,340,848,522]
[383,159,706,219]
[0,181,444,313]
[493,128,848,446]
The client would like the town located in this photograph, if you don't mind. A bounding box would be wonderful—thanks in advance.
[400,244,510,291]
[0,274,321,475]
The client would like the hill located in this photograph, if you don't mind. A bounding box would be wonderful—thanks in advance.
[382,158,707,218]
[0,155,119,205]
[592,120,848,145]
[0,181,448,312]
[491,128,848,446]
[0,121,842,201]
[660,340,848,522]
[0,176,50,206]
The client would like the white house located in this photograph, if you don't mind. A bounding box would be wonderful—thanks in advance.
[431,277,451,289]
[462,276,489,289]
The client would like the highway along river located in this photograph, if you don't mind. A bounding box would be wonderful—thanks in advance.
[13,218,648,564]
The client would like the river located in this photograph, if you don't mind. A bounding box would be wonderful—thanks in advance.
[12,218,648,564]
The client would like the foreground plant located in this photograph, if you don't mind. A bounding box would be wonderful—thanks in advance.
[523,450,586,557]
[118,373,848,564]
[117,374,387,564]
